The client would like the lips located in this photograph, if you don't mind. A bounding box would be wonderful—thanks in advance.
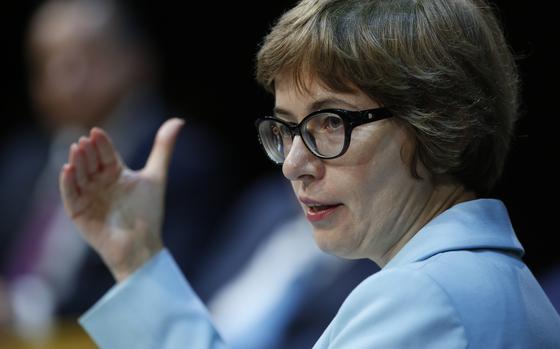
[299,197,342,222]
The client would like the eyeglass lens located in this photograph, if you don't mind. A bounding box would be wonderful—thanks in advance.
[258,112,346,163]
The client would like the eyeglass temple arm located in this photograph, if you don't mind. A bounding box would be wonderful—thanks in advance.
[349,108,393,127]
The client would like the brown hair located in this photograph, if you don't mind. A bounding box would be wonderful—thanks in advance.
[256,0,519,194]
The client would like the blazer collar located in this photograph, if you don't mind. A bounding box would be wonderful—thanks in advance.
[385,199,524,269]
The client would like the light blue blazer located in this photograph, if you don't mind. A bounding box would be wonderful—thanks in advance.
[81,199,560,348]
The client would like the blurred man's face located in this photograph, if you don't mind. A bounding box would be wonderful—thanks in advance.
[29,11,131,130]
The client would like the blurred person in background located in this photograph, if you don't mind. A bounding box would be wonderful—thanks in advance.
[0,0,234,342]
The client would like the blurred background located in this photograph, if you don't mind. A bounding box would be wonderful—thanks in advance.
[0,0,545,348]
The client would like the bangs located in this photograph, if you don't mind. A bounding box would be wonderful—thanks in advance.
[256,1,378,96]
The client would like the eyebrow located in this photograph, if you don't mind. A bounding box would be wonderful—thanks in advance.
[273,97,359,121]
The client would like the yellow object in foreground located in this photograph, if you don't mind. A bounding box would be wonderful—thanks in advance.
[0,319,96,349]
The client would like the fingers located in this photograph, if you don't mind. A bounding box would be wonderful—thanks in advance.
[64,127,122,192]
[59,164,80,217]
[79,136,99,175]
[60,127,125,220]
[145,118,185,182]
[70,143,89,188]
[90,127,121,168]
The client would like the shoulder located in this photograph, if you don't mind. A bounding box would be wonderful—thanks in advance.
[318,267,468,348]
[318,251,560,349]
[412,250,560,347]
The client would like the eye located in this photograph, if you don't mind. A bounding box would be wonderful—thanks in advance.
[328,116,342,129]
[305,113,344,135]
[271,123,293,140]
[322,115,343,131]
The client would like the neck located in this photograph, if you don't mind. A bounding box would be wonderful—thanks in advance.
[377,181,476,267]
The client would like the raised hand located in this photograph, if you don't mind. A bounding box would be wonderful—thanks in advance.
[59,118,185,282]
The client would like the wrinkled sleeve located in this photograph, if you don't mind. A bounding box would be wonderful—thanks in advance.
[79,249,226,349]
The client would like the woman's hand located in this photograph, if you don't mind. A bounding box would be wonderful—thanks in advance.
[59,118,184,282]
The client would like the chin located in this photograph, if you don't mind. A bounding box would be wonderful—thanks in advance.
[312,228,360,259]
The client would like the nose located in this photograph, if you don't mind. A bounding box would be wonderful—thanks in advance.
[282,136,324,182]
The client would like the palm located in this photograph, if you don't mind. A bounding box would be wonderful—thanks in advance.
[59,119,184,281]
[76,169,163,272]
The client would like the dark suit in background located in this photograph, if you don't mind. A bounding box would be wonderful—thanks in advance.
[0,90,238,339]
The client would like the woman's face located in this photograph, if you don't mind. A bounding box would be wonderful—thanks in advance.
[275,73,435,264]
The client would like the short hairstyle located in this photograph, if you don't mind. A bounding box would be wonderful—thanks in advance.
[256,0,519,195]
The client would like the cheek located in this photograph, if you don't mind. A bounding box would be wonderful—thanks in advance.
[339,126,408,198]
[353,139,415,220]
[333,127,414,247]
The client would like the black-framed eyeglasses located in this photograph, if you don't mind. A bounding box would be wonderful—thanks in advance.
[255,107,393,164]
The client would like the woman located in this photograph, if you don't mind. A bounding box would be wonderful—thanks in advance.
[60,0,560,347]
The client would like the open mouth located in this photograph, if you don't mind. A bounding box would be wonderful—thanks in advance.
[305,203,342,222]
[308,204,341,213]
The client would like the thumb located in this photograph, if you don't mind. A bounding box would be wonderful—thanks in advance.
[144,118,185,182]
